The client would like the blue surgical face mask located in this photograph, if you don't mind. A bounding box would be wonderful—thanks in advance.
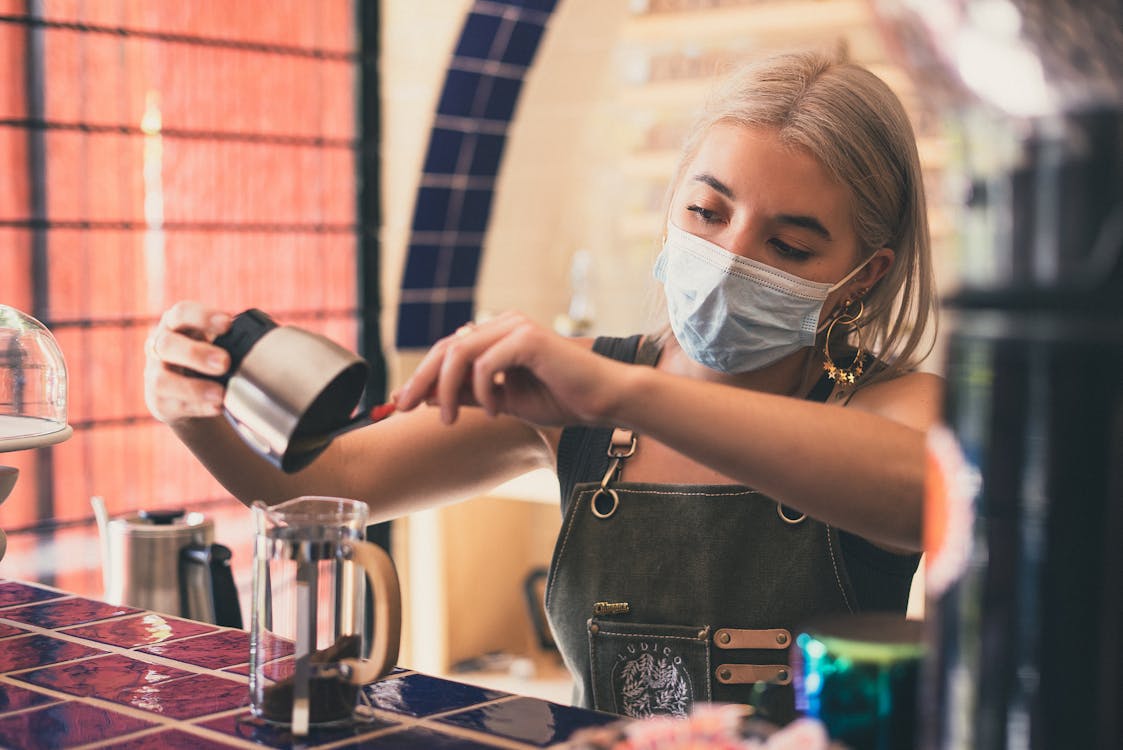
[653,221,873,373]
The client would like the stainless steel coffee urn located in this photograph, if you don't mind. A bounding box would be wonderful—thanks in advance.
[872,1,1123,748]
[94,499,242,627]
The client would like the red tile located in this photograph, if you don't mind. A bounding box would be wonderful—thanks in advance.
[0,700,156,749]
[14,652,190,697]
[1,596,138,628]
[0,634,103,672]
[111,671,250,719]
[62,612,217,648]
[0,582,67,609]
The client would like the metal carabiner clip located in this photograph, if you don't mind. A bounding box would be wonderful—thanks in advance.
[590,428,635,519]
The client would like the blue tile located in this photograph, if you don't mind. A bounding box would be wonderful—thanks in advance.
[402,245,442,288]
[458,189,494,232]
[412,187,453,232]
[455,12,502,61]
[342,725,497,749]
[468,133,506,177]
[448,245,482,288]
[362,673,507,717]
[437,70,482,118]
[501,20,545,67]
[440,302,476,338]
[201,710,399,748]
[425,129,467,175]
[438,697,619,747]
[511,0,559,12]
[396,303,435,349]
[483,76,523,121]
[402,243,482,290]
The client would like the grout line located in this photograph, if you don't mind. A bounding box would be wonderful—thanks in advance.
[73,720,265,750]
[0,616,254,682]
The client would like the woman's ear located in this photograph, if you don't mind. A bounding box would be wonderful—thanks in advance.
[855,247,895,295]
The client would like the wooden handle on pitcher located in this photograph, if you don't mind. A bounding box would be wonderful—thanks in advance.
[341,540,402,685]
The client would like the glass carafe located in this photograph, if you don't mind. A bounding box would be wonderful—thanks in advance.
[249,496,400,736]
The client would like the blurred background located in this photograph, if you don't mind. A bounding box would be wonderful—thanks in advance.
[0,0,955,698]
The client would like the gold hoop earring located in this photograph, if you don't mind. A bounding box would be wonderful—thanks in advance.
[823,298,866,384]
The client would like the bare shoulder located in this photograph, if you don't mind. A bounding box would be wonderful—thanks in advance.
[845,370,945,431]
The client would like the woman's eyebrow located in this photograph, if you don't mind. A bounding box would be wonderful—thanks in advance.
[692,172,734,198]
[776,213,832,241]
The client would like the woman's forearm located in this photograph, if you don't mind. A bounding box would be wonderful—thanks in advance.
[169,405,555,520]
[612,367,933,550]
[169,415,332,505]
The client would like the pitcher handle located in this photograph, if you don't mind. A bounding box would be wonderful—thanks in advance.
[341,540,402,685]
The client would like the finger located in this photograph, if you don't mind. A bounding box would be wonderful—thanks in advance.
[433,317,526,423]
[154,395,223,420]
[471,322,539,416]
[434,333,487,424]
[397,315,519,412]
[160,301,232,340]
[394,338,454,411]
[152,328,230,377]
[145,362,226,421]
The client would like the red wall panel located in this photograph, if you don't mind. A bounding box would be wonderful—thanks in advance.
[1,3,361,539]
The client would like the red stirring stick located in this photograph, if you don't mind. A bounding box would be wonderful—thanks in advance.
[368,402,396,423]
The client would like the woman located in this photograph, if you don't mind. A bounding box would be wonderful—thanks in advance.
[145,51,941,721]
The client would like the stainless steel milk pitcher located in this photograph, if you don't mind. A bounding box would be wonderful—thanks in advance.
[249,496,401,736]
[207,309,372,473]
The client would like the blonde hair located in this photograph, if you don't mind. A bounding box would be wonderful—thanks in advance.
[668,51,938,382]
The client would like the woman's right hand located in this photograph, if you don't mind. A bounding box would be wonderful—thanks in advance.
[144,301,233,424]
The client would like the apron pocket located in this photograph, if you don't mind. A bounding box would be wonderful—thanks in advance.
[587,618,712,718]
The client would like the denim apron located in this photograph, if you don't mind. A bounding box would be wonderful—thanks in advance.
[546,336,866,722]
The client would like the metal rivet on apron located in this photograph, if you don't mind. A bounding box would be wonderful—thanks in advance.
[778,669,790,682]
[776,632,788,645]
[718,631,731,645]
[719,668,732,681]
[589,623,599,634]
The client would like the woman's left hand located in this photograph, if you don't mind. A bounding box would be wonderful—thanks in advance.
[394,311,622,427]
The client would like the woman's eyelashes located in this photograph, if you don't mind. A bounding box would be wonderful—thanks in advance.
[768,238,813,261]
[685,204,721,224]
[682,204,814,261]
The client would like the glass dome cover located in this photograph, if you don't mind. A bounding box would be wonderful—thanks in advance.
[0,304,71,451]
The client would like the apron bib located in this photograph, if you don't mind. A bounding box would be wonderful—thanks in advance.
[545,479,858,722]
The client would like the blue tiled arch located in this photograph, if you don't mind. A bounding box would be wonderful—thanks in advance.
[396,0,560,349]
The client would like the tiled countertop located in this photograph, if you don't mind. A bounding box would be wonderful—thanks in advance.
[0,579,619,749]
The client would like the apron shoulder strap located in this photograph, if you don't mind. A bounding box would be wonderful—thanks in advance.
[592,334,644,361]
[556,335,647,514]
